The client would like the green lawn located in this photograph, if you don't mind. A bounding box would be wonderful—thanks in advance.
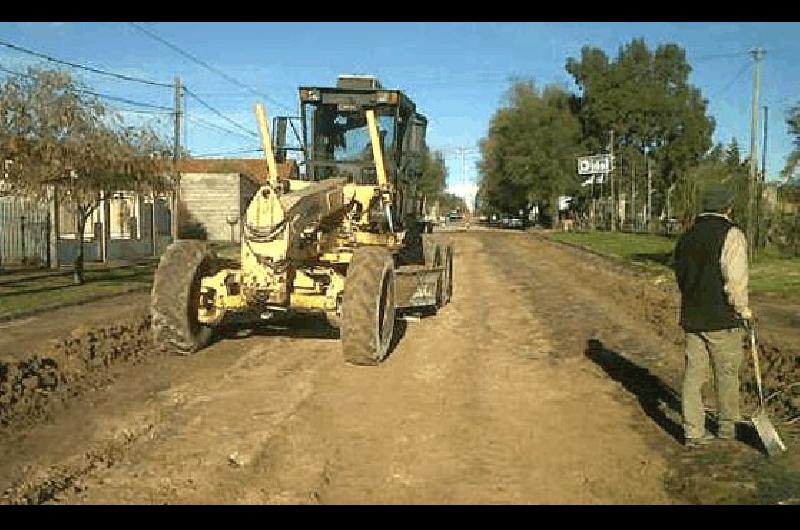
[547,231,800,300]
[0,264,155,318]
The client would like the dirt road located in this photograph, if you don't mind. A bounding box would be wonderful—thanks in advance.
[0,230,735,504]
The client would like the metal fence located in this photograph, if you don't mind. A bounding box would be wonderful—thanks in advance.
[0,196,51,269]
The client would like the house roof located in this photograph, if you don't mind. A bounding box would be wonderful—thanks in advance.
[179,158,297,184]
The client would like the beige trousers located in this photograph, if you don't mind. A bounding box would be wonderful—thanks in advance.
[682,328,744,440]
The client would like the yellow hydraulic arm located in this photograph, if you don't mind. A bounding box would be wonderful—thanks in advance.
[365,109,388,188]
[255,102,280,187]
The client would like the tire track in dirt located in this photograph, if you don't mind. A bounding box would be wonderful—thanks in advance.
[3,231,681,504]
[242,232,675,504]
[1,318,339,504]
[48,332,337,504]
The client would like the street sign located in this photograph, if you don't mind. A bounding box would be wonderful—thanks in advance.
[580,174,607,186]
[577,154,613,175]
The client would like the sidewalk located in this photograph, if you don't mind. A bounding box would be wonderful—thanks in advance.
[0,260,156,323]
[0,258,159,286]
[0,290,151,360]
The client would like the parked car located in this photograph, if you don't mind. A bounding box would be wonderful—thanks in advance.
[507,218,524,229]
[448,211,464,222]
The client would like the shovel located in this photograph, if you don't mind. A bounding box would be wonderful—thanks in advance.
[748,325,787,457]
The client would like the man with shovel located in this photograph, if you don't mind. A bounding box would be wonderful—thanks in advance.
[674,184,751,448]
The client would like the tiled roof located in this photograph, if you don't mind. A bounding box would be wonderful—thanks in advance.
[178,158,296,184]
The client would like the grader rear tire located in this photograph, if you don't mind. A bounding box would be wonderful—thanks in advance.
[151,240,217,354]
[423,239,444,309]
[340,247,396,366]
[443,243,453,305]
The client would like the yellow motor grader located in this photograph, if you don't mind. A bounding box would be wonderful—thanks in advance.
[151,75,453,365]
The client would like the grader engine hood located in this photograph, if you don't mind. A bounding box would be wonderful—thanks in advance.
[243,178,348,264]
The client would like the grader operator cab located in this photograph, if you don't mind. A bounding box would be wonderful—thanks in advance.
[151,75,453,365]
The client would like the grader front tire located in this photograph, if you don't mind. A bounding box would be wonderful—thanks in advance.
[340,247,396,366]
[151,240,216,354]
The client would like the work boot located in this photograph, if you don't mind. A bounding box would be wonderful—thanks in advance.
[716,428,737,441]
[684,433,716,448]
[716,421,738,441]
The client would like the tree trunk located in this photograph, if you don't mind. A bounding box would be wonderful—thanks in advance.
[73,208,92,285]
[552,195,560,229]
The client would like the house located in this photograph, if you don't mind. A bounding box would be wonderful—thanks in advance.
[1,157,295,268]
[56,190,172,264]
[766,181,800,214]
[176,158,296,242]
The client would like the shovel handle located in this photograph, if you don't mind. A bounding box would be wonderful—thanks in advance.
[749,327,766,409]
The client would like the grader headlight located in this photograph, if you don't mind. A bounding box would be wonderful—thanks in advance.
[302,89,321,101]
[375,91,398,104]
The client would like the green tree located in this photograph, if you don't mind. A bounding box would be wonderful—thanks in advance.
[438,192,467,214]
[417,147,447,202]
[0,67,169,283]
[782,104,800,182]
[673,138,749,225]
[478,79,582,226]
[566,39,715,217]
[725,137,742,169]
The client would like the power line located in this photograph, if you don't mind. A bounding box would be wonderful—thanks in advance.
[187,114,261,142]
[768,93,799,108]
[184,88,258,138]
[190,148,263,158]
[693,50,751,62]
[0,38,172,88]
[188,92,258,98]
[81,89,172,111]
[705,60,751,101]
[111,107,172,115]
[128,22,293,113]
[0,64,172,110]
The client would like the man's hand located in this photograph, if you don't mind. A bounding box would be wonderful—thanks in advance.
[738,307,754,330]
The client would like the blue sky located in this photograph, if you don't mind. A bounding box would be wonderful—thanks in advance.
[1,22,798,203]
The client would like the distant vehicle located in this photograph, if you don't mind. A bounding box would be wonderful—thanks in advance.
[448,211,464,222]
[507,218,524,229]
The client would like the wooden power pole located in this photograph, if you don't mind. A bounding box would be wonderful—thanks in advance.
[747,48,764,259]
[610,130,616,232]
[172,76,183,241]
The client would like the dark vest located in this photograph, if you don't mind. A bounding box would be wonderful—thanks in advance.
[674,215,740,332]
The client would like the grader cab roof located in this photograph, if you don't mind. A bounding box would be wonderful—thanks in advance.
[299,78,427,125]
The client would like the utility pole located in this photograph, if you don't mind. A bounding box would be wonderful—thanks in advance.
[454,145,471,213]
[631,160,636,231]
[590,175,597,230]
[461,146,467,212]
[151,192,157,256]
[172,76,183,241]
[609,130,616,232]
[757,105,768,249]
[747,48,765,260]
[647,156,653,233]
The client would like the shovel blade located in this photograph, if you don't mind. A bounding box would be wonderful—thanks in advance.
[752,410,787,457]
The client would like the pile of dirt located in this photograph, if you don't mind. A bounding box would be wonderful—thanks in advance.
[741,340,800,422]
[2,418,157,505]
[0,312,155,430]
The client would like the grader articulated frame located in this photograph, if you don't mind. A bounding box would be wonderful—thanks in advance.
[151,75,453,365]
